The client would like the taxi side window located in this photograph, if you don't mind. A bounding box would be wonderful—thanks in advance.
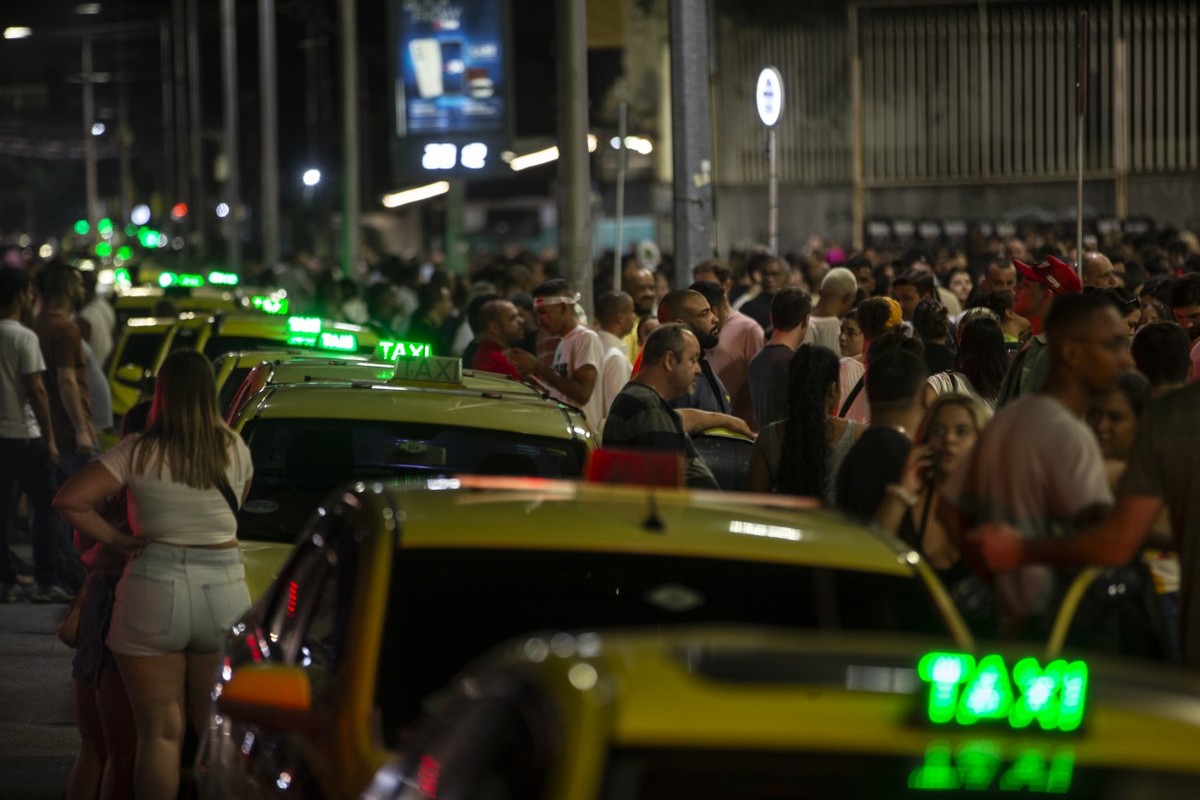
[261,507,360,701]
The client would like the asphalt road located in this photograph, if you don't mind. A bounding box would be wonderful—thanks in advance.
[0,590,76,799]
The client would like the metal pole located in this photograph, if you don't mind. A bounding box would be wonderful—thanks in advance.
[118,73,133,224]
[669,0,714,285]
[1076,11,1088,269]
[220,0,242,272]
[557,0,592,314]
[173,0,190,212]
[1112,0,1127,220]
[768,128,778,254]
[160,14,175,204]
[849,2,865,251]
[259,0,281,271]
[187,0,206,259]
[340,0,361,279]
[82,37,100,226]
[613,100,628,291]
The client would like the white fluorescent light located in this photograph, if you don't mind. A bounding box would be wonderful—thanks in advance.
[4,27,33,39]
[510,146,559,171]
[381,181,451,208]
[509,135,599,171]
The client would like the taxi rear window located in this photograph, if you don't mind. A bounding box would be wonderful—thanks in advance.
[375,549,946,741]
[113,332,162,371]
[236,420,586,542]
[598,747,1200,799]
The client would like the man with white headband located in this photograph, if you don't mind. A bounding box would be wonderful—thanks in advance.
[507,278,605,429]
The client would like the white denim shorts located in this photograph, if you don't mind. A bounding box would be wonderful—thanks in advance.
[106,542,251,657]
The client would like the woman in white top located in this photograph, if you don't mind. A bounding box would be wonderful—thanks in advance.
[55,350,253,800]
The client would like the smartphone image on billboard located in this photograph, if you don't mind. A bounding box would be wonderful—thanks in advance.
[441,40,464,95]
[409,38,444,99]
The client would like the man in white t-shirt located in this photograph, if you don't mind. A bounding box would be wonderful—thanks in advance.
[507,279,605,430]
[595,290,635,428]
[0,267,66,602]
[942,292,1132,635]
[804,267,857,353]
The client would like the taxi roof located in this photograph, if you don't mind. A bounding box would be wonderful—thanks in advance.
[368,478,914,576]
[236,379,586,442]
[476,626,1200,775]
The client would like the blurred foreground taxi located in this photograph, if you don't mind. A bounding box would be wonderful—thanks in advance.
[196,477,973,799]
[362,626,1200,800]
[227,357,593,597]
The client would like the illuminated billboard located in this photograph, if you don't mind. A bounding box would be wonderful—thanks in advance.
[394,0,510,138]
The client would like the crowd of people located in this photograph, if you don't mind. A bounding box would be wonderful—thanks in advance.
[4,219,1200,797]
[324,223,1199,668]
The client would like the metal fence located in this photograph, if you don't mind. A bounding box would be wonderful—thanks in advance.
[713,0,1200,188]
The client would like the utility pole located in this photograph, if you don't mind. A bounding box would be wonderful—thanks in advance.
[82,36,101,226]
[340,0,361,278]
[557,0,592,315]
[260,0,281,271]
[669,0,714,286]
[220,0,242,272]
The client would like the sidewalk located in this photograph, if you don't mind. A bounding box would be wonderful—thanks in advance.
[0,545,75,799]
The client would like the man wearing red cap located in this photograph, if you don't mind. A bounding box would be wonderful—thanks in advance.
[995,255,1082,408]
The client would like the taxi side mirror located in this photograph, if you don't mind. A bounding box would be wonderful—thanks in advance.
[216,664,330,735]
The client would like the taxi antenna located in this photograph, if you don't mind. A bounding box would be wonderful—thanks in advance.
[642,489,665,533]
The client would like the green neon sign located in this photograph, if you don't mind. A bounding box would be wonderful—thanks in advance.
[116,245,133,260]
[917,653,1088,732]
[377,340,432,360]
[319,332,357,352]
[251,295,288,315]
[97,217,114,236]
[73,220,90,236]
[159,272,177,288]
[113,268,132,285]
[178,273,204,288]
[287,316,322,334]
[95,242,113,257]
[909,740,1074,793]
[208,270,239,286]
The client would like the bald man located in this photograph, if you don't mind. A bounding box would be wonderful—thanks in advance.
[1082,251,1118,289]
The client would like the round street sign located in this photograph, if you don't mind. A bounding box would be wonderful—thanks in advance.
[756,67,784,127]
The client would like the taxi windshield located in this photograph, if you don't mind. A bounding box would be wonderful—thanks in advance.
[598,747,1200,799]
[237,419,586,542]
[375,549,946,742]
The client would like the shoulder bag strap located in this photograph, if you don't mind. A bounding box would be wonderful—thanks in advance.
[839,376,865,418]
[216,481,240,516]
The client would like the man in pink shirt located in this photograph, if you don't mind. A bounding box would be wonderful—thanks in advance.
[691,279,765,432]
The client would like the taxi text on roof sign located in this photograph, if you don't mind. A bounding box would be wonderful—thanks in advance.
[392,355,462,384]
[377,340,432,360]
[285,316,359,352]
[917,652,1088,732]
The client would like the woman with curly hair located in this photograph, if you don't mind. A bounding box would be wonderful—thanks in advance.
[749,344,863,505]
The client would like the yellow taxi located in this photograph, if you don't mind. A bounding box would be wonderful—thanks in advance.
[195,477,974,799]
[227,358,591,597]
[356,625,1200,799]
[106,313,384,421]
[107,312,214,418]
[212,350,393,419]
[112,284,244,328]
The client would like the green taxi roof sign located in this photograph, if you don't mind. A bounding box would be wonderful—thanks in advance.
[285,316,359,353]
[377,340,431,360]
[917,652,1087,733]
